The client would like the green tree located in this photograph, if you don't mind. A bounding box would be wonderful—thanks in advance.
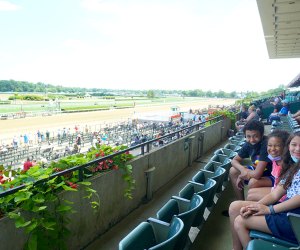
[147,90,155,98]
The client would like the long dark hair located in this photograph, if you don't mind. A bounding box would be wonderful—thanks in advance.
[280,132,300,189]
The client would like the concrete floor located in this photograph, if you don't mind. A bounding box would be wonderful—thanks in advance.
[82,139,234,250]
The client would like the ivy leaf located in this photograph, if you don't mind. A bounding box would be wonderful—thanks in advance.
[32,194,45,203]
[8,212,20,220]
[25,220,38,233]
[15,218,31,228]
[57,205,72,212]
[14,191,33,203]
[42,221,56,230]
[62,185,77,191]
[32,206,47,212]
[79,181,91,186]
[85,187,96,193]
[27,233,37,250]
[47,176,58,184]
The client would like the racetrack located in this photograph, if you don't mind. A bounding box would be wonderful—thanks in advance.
[0,98,236,143]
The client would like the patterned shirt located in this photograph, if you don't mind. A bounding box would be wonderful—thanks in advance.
[280,169,300,199]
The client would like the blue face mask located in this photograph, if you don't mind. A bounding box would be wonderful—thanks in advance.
[268,154,282,161]
[291,155,299,163]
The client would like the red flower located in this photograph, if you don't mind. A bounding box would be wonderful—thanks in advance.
[66,181,78,189]
[112,165,119,170]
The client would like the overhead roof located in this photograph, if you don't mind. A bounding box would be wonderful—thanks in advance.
[256,0,300,59]
[287,72,300,87]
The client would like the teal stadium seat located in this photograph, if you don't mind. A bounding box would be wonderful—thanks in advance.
[247,239,291,250]
[178,180,216,226]
[210,153,232,182]
[191,170,223,207]
[224,143,242,153]
[229,137,245,147]
[249,212,300,249]
[119,216,184,250]
[213,148,237,159]
[229,135,246,142]
[199,165,226,193]
[156,194,203,250]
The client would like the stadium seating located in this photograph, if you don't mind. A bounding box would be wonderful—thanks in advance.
[193,166,226,194]
[119,216,184,250]
[156,194,204,249]
[191,169,225,207]
[224,143,242,153]
[209,154,232,182]
[178,180,216,226]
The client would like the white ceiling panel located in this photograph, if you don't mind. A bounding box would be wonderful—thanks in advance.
[256,0,300,58]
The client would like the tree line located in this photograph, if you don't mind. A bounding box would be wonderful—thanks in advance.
[0,79,285,99]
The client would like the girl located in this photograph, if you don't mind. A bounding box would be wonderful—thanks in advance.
[229,131,300,250]
[246,130,290,201]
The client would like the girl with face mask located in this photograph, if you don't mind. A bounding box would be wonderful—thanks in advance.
[229,131,300,250]
[246,130,290,201]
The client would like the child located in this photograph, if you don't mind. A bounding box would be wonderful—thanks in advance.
[246,130,290,201]
[229,132,300,250]
[230,120,273,200]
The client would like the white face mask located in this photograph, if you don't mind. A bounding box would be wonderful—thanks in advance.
[267,154,281,161]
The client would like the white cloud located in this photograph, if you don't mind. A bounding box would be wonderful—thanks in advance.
[0,0,20,11]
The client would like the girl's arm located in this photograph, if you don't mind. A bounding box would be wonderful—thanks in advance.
[257,184,286,205]
[272,195,300,213]
[241,185,286,217]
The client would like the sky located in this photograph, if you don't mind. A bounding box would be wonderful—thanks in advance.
[0,0,299,93]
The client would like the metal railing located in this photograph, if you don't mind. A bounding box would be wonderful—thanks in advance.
[0,115,225,198]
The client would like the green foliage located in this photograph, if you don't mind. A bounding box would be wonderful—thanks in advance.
[0,165,98,250]
[86,144,135,199]
[8,94,44,101]
[208,110,236,129]
[147,90,155,99]
[0,144,134,249]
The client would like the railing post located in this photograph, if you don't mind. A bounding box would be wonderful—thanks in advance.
[196,131,205,162]
[144,167,156,201]
[221,119,225,142]
[78,168,84,182]
[188,136,195,167]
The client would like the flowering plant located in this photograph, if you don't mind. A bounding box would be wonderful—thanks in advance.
[86,144,135,199]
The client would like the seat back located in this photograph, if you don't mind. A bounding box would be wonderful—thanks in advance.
[119,222,156,250]
[191,172,218,208]
[224,143,241,152]
[213,148,237,159]
[157,195,203,250]
[202,167,226,193]
[192,179,216,226]
[208,156,232,181]
[288,212,300,245]
[150,217,184,250]
[178,183,197,200]
[157,200,179,223]
[192,170,207,184]
[175,195,203,249]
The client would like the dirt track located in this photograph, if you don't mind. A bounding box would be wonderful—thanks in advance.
[0,98,236,142]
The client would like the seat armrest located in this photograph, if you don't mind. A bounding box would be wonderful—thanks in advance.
[188,181,204,187]
[147,217,170,243]
[171,196,190,211]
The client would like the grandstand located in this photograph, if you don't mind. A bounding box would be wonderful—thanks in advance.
[1,1,300,250]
